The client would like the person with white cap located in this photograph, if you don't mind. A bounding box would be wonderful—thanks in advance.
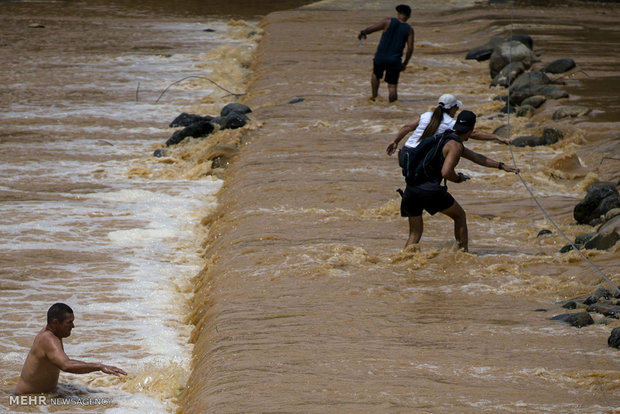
[386,93,509,155]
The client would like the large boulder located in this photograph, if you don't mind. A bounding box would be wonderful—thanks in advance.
[542,58,576,74]
[212,112,249,130]
[573,182,620,225]
[509,84,568,106]
[584,215,620,250]
[465,36,504,61]
[165,120,215,146]
[169,112,213,128]
[489,41,537,78]
[550,312,594,328]
[510,71,552,91]
[490,61,525,88]
[609,328,620,348]
[520,95,546,108]
[220,103,252,117]
[552,105,592,120]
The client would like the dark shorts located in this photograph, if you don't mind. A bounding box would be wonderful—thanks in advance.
[400,184,455,217]
[373,59,401,85]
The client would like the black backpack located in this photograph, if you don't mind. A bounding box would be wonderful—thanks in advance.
[398,131,460,185]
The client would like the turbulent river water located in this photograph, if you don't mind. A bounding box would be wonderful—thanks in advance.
[1,0,619,413]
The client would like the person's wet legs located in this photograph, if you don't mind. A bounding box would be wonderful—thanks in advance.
[405,215,423,248]
[371,73,379,101]
[440,201,468,251]
[388,83,398,102]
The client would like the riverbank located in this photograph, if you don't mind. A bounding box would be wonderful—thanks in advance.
[181,4,619,413]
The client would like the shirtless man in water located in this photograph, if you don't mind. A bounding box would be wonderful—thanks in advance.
[15,303,126,395]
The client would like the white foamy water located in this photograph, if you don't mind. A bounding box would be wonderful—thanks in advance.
[0,7,256,412]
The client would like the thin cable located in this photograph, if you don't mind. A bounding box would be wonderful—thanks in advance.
[504,2,619,296]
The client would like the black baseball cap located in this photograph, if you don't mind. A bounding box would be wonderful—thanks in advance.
[453,110,477,133]
[396,4,411,17]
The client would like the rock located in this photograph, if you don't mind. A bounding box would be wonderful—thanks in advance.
[583,287,610,305]
[508,34,534,50]
[575,232,597,246]
[212,112,249,130]
[465,36,504,61]
[500,104,516,114]
[562,301,577,309]
[542,58,576,74]
[552,105,592,120]
[288,97,305,104]
[489,41,537,78]
[220,103,252,117]
[520,95,546,108]
[169,112,212,128]
[29,23,45,28]
[516,104,535,118]
[550,312,594,328]
[609,328,620,348]
[492,124,511,138]
[153,148,169,158]
[584,215,620,250]
[559,244,574,253]
[605,208,620,221]
[537,229,552,237]
[573,182,620,225]
[165,120,215,146]
[542,127,563,145]
[490,61,525,87]
[512,135,544,147]
[587,303,620,318]
[511,71,552,91]
[509,84,568,106]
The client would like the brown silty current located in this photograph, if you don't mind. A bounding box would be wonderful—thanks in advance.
[183,2,620,413]
[0,0,619,412]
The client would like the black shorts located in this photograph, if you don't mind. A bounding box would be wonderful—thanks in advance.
[400,184,455,217]
[373,59,401,85]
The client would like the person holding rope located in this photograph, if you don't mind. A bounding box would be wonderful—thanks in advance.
[398,110,519,251]
[386,93,510,155]
[358,4,414,102]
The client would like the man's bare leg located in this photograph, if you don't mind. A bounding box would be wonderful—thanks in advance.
[388,83,398,102]
[405,215,423,248]
[371,73,380,101]
[440,201,468,252]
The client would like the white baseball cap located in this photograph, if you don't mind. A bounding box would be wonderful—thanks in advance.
[438,94,463,109]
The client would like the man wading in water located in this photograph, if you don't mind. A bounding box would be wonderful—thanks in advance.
[358,4,414,102]
[15,303,126,395]
[398,110,519,251]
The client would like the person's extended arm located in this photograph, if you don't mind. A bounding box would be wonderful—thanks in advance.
[358,18,390,39]
[386,116,420,155]
[470,129,511,144]
[402,27,414,70]
[462,146,520,173]
[441,140,468,183]
[45,336,127,376]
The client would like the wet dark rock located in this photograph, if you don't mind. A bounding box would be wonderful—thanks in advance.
[534,308,548,312]
[169,112,212,128]
[583,287,610,305]
[584,215,620,250]
[511,71,552,91]
[516,104,535,118]
[288,97,305,104]
[166,120,215,146]
[587,303,620,318]
[575,232,597,246]
[508,34,534,50]
[153,148,169,158]
[559,244,574,253]
[537,229,552,237]
[562,301,577,309]
[490,61,525,88]
[512,135,544,147]
[552,105,592,120]
[220,103,252,117]
[465,36,504,61]
[489,41,536,78]
[500,104,516,114]
[542,58,576,74]
[573,182,620,225]
[609,328,620,348]
[542,127,563,145]
[550,312,594,328]
[509,84,568,106]
[520,95,546,108]
[212,112,249,130]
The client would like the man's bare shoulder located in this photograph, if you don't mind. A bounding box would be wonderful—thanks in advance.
[32,329,62,355]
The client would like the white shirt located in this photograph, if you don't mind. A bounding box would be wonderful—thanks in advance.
[403,111,456,148]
